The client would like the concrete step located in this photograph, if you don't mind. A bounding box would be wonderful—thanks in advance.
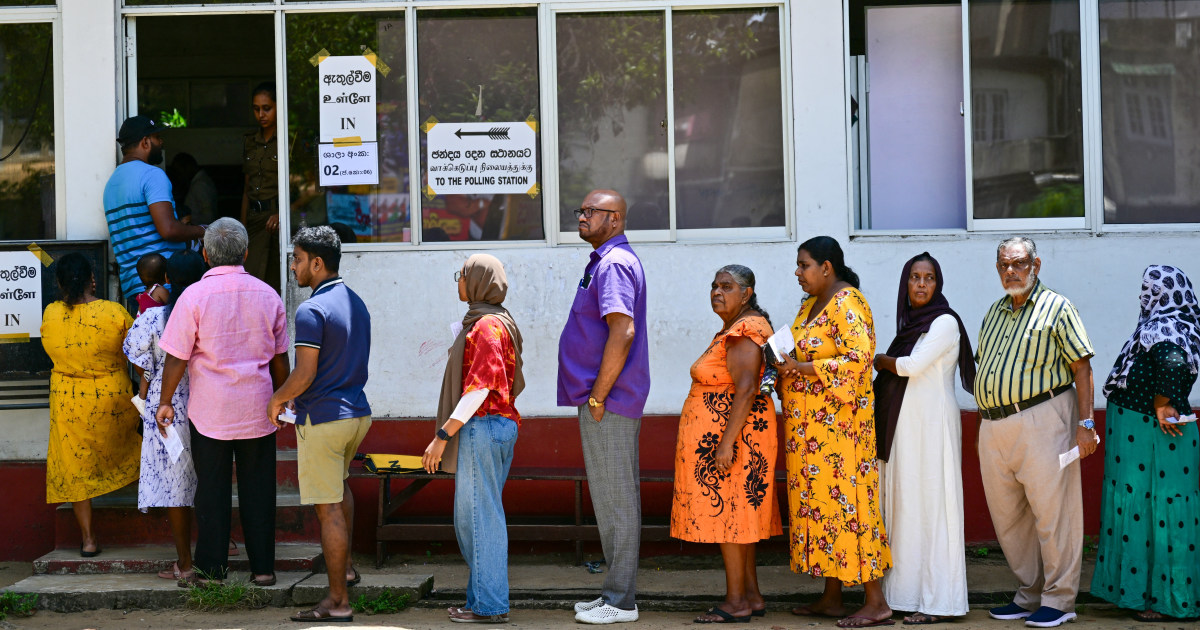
[55,483,319,548]
[33,543,323,575]
[7,570,434,613]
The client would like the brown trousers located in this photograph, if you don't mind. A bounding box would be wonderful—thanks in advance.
[978,390,1083,612]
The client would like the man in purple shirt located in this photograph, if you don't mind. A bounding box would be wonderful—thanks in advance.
[558,189,649,625]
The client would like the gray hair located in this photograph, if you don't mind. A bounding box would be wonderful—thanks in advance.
[204,217,249,267]
[715,264,771,326]
[997,236,1037,261]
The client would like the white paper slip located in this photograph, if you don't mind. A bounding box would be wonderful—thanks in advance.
[1058,433,1101,470]
[160,424,184,464]
[765,327,796,360]
[131,395,146,416]
[279,408,297,425]
[1166,414,1197,424]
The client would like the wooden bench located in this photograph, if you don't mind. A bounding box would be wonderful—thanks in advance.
[368,466,675,567]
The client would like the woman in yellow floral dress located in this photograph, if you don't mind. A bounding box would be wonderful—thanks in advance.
[41,253,141,557]
[777,237,893,628]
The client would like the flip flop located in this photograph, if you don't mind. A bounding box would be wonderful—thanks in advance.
[346,567,361,587]
[1133,611,1198,623]
[903,613,946,625]
[252,574,277,587]
[290,606,353,623]
[837,615,897,628]
[751,609,766,617]
[695,607,751,624]
[793,605,844,618]
[449,610,509,624]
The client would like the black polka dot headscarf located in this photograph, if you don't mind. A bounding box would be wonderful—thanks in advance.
[1104,264,1200,396]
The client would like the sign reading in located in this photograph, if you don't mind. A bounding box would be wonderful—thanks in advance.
[0,250,42,340]
[425,121,538,197]
[317,54,379,186]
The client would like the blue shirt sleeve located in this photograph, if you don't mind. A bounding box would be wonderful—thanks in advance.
[294,302,325,349]
[594,259,637,319]
[142,165,175,207]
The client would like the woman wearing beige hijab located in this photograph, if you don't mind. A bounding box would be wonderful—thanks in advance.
[422,253,525,624]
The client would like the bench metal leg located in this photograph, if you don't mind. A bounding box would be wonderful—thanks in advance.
[574,479,584,565]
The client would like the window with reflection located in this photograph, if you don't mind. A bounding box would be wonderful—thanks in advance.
[969,0,1084,221]
[557,12,669,231]
[286,12,409,243]
[0,22,54,240]
[1100,1,1200,224]
[417,9,542,242]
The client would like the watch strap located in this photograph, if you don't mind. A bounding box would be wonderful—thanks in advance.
[436,427,451,441]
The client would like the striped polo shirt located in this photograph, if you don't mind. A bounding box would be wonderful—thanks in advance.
[102,161,185,297]
[974,280,1094,410]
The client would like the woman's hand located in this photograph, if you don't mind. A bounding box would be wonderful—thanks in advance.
[155,404,174,438]
[714,440,735,473]
[778,352,802,378]
[1155,400,1184,437]
[873,353,898,374]
[266,214,279,231]
[422,437,447,473]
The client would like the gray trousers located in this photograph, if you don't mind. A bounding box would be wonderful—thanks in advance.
[578,405,641,610]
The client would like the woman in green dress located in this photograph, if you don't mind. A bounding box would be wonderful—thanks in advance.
[1092,264,1200,622]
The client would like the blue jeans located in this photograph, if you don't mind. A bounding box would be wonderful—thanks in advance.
[454,414,518,616]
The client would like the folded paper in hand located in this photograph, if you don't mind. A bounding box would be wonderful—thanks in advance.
[160,424,184,464]
[1166,413,1197,425]
[763,326,796,365]
[1058,433,1101,470]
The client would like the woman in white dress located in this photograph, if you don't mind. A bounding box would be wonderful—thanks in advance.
[871,252,976,624]
[123,250,205,585]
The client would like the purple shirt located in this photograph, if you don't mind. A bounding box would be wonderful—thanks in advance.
[557,235,650,419]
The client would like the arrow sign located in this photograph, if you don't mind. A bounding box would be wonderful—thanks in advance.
[455,126,510,140]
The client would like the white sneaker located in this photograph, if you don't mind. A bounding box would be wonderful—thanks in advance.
[575,604,638,624]
[574,597,604,614]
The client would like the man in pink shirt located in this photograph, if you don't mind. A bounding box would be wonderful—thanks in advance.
[156,217,290,585]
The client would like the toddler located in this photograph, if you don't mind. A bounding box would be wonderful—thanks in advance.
[135,253,170,314]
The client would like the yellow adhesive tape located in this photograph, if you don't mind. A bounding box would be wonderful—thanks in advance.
[332,137,363,147]
[527,183,540,199]
[423,185,436,200]
[26,243,52,266]
[0,333,30,344]
[362,47,392,77]
[421,116,439,134]
[309,48,331,67]
[525,114,538,133]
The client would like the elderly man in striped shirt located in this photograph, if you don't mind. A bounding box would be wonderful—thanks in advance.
[974,236,1097,629]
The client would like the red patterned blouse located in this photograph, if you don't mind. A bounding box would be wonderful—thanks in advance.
[461,314,521,425]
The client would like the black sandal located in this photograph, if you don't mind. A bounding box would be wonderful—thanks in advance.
[695,607,751,624]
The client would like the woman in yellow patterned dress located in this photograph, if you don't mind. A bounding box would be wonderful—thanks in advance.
[41,253,141,557]
[777,237,893,628]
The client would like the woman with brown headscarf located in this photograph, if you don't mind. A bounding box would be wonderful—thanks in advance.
[422,253,524,624]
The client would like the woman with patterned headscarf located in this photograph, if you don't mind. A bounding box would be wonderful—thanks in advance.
[1091,265,1200,622]
[421,253,524,624]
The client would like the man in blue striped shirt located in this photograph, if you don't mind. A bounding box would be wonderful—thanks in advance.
[103,116,205,308]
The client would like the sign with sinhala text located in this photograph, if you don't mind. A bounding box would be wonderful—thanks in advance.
[426,122,538,196]
[318,54,379,186]
[0,250,42,340]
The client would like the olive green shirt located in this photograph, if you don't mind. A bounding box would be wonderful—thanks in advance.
[243,129,278,202]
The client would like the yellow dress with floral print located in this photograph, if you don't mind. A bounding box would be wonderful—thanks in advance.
[780,287,890,585]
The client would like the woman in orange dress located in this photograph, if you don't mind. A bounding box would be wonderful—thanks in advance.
[777,236,893,628]
[671,264,782,623]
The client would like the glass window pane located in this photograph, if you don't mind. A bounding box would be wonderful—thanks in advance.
[126,0,258,5]
[1100,1,1200,224]
[557,12,668,231]
[0,23,55,240]
[673,8,785,230]
[418,9,542,242]
[287,12,410,243]
[0,1,53,5]
[969,1,1084,220]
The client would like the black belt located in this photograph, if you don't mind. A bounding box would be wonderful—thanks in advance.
[249,198,277,213]
[979,383,1073,421]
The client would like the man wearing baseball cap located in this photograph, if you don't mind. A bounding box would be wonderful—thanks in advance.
[103,115,206,312]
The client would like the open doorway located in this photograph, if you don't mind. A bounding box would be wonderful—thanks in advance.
[132,14,280,286]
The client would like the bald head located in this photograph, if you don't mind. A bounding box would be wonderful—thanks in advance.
[578,188,628,248]
[584,189,627,218]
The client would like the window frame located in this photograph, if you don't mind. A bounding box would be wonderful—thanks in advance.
[120,0,793,253]
[0,6,62,240]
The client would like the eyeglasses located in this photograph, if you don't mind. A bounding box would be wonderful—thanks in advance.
[454,270,464,282]
[574,206,617,220]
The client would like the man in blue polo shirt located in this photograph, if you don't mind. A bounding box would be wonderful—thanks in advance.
[268,226,371,623]
[103,115,205,310]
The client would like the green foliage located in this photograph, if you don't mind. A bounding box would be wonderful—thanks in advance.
[0,591,38,620]
[351,589,410,615]
[973,546,990,558]
[159,108,188,129]
[1016,184,1084,218]
[184,575,270,611]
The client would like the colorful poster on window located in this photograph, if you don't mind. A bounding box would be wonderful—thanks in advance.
[424,120,538,197]
[0,250,42,340]
[317,53,380,186]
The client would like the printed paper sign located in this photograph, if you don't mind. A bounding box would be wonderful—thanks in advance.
[425,122,538,196]
[319,142,379,186]
[0,250,42,340]
[318,55,378,144]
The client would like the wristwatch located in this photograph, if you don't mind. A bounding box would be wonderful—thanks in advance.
[1078,419,1095,431]
[588,396,604,408]
[436,428,451,442]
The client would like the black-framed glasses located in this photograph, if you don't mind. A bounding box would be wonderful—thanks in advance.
[574,206,617,219]
[454,270,464,282]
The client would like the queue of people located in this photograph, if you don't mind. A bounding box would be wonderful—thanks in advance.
[48,111,1199,627]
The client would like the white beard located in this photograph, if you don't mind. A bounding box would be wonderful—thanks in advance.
[1004,273,1037,298]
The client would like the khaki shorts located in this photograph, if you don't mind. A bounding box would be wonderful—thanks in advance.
[296,415,372,505]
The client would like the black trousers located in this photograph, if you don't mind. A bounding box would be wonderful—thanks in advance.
[190,424,277,578]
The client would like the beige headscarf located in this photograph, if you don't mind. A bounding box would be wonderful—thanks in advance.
[436,254,525,473]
